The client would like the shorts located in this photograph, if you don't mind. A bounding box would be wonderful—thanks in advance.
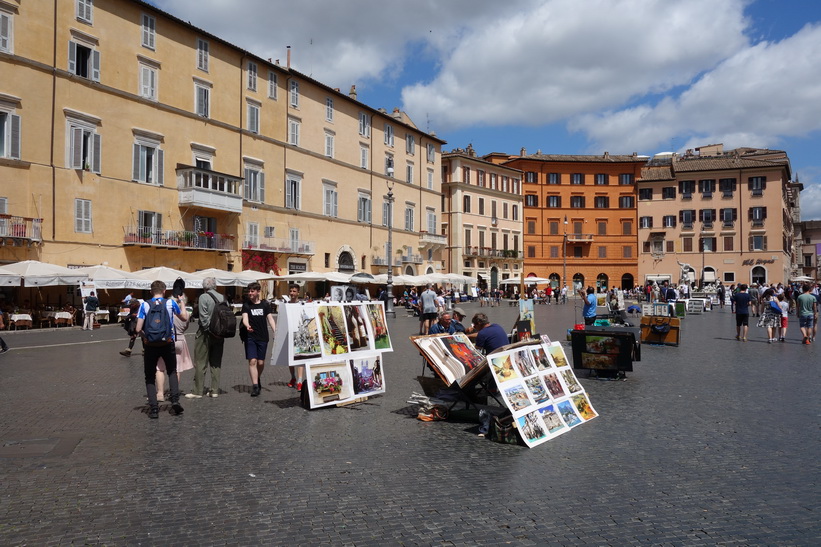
[244,339,269,360]
[781,316,788,329]
[799,315,814,329]
[421,312,437,321]
[735,313,749,327]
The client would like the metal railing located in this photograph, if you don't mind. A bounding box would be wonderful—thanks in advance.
[566,233,594,243]
[123,226,234,250]
[463,247,523,259]
[0,216,42,241]
[242,237,315,254]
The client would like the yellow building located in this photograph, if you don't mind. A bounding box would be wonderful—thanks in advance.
[0,0,445,286]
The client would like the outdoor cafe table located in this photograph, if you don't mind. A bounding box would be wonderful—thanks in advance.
[9,314,33,329]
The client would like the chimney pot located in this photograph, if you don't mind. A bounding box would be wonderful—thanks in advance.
[349,85,357,99]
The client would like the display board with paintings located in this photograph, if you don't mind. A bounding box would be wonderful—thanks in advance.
[271,302,391,408]
[410,333,488,388]
[487,341,597,448]
[569,329,636,373]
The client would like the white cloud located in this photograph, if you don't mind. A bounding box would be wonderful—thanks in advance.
[573,23,821,154]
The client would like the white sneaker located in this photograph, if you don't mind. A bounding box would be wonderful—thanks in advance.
[185,393,203,399]
[209,392,219,398]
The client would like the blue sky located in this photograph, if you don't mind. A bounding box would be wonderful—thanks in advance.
[155,0,821,217]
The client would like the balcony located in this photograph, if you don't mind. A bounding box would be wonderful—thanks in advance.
[401,254,423,264]
[176,165,243,214]
[419,231,447,248]
[463,247,523,259]
[0,216,42,243]
[566,233,594,243]
[242,237,315,255]
[124,226,234,251]
[372,256,400,267]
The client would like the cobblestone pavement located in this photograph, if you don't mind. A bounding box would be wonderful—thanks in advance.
[0,300,819,545]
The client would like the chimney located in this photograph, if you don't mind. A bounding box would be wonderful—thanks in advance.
[392,107,402,120]
[286,46,291,68]
[349,85,357,100]
[520,147,526,156]
[603,151,609,158]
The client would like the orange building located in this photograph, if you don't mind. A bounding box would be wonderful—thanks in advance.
[487,151,646,291]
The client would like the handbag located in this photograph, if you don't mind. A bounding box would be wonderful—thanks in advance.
[650,317,671,334]
[488,413,524,445]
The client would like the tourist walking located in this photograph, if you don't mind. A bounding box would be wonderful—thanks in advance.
[732,284,751,341]
[777,293,789,342]
[796,283,816,345]
[82,291,99,331]
[756,289,782,343]
[187,277,226,399]
[119,298,142,356]
[418,284,438,335]
[156,300,194,400]
[241,282,276,397]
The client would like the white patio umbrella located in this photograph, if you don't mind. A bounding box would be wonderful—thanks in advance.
[73,264,141,289]
[131,266,203,289]
[0,272,21,286]
[0,260,88,286]
[190,268,259,287]
[238,269,280,281]
[499,276,550,285]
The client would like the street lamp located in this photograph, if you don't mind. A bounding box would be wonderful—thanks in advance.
[562,215,568,296]
[385,170,396,318]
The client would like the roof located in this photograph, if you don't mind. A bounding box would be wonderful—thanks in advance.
[506,153,645,164]
[639,166,674,182]
[674,156,789,173]
[443,150,522,173]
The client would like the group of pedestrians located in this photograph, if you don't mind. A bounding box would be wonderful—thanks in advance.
[730,282,817,344]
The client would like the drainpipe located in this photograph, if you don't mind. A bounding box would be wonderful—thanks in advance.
[50,0,58,240]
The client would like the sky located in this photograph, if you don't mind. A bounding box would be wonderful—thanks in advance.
[153,0,821,218]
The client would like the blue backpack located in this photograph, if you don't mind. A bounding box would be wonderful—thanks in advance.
[142,298,174,346]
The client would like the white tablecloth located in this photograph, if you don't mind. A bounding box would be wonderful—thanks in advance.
[10,314,32,322]
[43,311,73,320]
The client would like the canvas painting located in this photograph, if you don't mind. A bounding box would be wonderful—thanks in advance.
[572,393,598,421]
[317,304,351,357]
[556,399,583,427]
[543,372,566,399]
[518,298,535,337]
[289,303,322,362]
[366,303,392,351]
[531,345,552,371]
[307,362,355,408]
[580,352,618,370]
[349,355,385,396]
[560,368,583,394]
[538,404,568,435]
[343,304,372,352]
[516,411,548,445]
[503,383,532,412]
[512,349,537,377]
[490,353,520,384]
[547,343,569,368]
[524,376,550,405]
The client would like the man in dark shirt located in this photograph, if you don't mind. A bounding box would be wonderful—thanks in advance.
[471,313,509,354]
[732,284,751,341]
[241,282,276,397]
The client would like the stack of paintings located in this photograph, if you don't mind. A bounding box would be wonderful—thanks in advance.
[410,333,487,387]
[271,301,391,408]
[488,341,597,448]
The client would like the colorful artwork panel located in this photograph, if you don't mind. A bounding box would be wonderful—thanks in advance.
[524,376,550,405]
[490,354,520,384]
[503,383,531,412]
[547,343,569,368]
[556,399,583,427]
[538,404,568,434]
[366,303,392,351]
[349,355,385,396]
[516,411,548,444]
[317,304,351,357]
[512,349,537,377]
[307,362,354,409]
[572,393,598,421]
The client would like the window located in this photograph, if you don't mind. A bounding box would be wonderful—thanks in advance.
[547,196,561,208]
[749,176,766,196]
[527,220,536,234]
[463,196,471,213]
[324,131,334,158]
[385,154,394,177]
[462,166,471,184]
[527,246,536,258]
[595,174,608,185]
[132,140,163,185]
[141,14,156,49]
[679,180,695,198]
[68,40,100,81]
[682,237,693,252]
[622,221,632,235]
[405,206,414,231]
[571,173,584,185]
[427,143,435,163]
[139,63,157,100]
[427,208,436,234]
[196,38,209,71]
[360,145,369,169]
[750,235,767,251]
[701,237,716,252]
[639,216,653,229]
[0,9,12,53]
[406,134,415,155]
[405,162,413,184]
[570,196,585,208]
[382,199,392,227]
[548,173,559,184]
[700,208,716,227]
[285,173,301,209]
[639,188,653,200]
[195,82,210,117]
[550,246,559,258]
[288,117,300,146]
[680,209,695,229]
[359,112,371,137]
[464,228,472,247]
[721,208,737,227]
[724,236,734,251]
[74,198,92,233]
[503,203,508,219]
[478,198,485,215]
[699,179,715,197]
[247,102,260,134]
[427,169,434,190]
[525,195,538,207]
[289,80,300,107]
[662,186,676,199]
[358,194,372,223]
[246,222,259,247]
[68,120,101,172]
[594,196,609,208]
[549,221,559,235]
[138,210,161,238]
[384,124,394,146]
[512,205,518,221]
[247,62,257,91]
[244,167,264,202]
[598,246,607,258]
[525,172,538,183]
[477,171,485,187]
[490,174,497,190]
[323,183,338,217]
[268,71,277,99]
[750,206,767,225]
[574,247,582,258]
[619,196,634,208]
[666,241,674,252]
[623,246,633,258]
[325,97,334,122]
[663,215,676,228]
[598,221,607,235]
[719,178,736,197]
[76,0,93,24]
[0,109,21,160]
[619,174,634,185]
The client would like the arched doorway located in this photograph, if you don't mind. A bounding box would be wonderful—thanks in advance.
[621,273,634,290]
[425,266,434,275]
[549,273,560,289]
[751,266,766,285]
[573,273,585,291]
[404,265,415,275]
[596,273,609,291]
[338,251,355,272]
[490,267,499,290]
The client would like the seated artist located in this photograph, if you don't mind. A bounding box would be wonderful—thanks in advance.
[428,311,456,335]
[451,307,473,334]
[470,312,509,354]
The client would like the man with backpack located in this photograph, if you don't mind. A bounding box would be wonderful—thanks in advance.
[135,280,189,419]
[187,277,233,399]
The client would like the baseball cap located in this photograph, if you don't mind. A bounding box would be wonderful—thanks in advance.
[452,307,467,319]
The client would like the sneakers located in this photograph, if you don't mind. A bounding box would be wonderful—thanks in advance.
[0,347,8,354]
[171,402,184,416]
[295,382,303,391]
[803,338,810,345]
[287,378,297,388]
[148,407,159,419]
[119,349,131,356]
[185,393,203,399]
[735,335,740,341]
[209,391,219,398]
[250,384,260,397]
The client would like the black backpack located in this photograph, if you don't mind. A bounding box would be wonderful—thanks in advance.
[206,292,237,338]
[142,298,174,346]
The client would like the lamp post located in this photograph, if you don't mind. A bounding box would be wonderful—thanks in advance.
[562,215,568,296]
[385,173,396,318]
